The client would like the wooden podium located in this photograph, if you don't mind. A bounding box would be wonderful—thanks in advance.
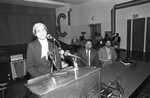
[25,67,101,98]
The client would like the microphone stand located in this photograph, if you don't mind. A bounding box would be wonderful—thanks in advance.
[72,57,78,70]
[70,54,88,67]
[50,38,61,73]
[51,40,56,73]
[71,56,78,79]
[48,52,56,73]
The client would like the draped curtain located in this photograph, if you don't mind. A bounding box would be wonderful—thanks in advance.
[0,4,56,46]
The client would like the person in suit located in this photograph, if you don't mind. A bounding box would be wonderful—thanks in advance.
[98,39,117,67]
[112,33,121,58]
[76,39,100,67]
[26,23,61,78]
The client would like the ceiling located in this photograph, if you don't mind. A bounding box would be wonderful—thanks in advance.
[53,0,91,5]
[0,0,134,8]
[0,0,91,8]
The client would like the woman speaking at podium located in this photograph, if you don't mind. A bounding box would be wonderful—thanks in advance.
[26,23,61,78]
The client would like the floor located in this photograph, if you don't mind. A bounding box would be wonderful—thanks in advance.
[4,75,30,98]
[2,50,150,98]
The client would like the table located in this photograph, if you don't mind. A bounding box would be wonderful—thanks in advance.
[101,61,150,98]
[25,67,101,98]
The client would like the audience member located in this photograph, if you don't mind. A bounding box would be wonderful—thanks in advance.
[112,33,121,58]
[26,23,61,78]
[98,39,117,67]
[103,33,110,43]
[80,31,86,41]
[76,39,100,67]
[95,32,103,43]
[95,32,104,50]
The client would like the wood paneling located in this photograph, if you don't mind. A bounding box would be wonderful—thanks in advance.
[132,18,145,52]
[131,18,145,60]
[0,44,27,58]
[0,3,55,15]
[127,19,131,58]
[0,3,56,46]
[146,17,150,52]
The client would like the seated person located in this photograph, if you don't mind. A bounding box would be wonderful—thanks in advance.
[98,39,117,67]
[26,23,61,78]
[80,31,86,41]
[76,39,100,67]
[112,33,121,58]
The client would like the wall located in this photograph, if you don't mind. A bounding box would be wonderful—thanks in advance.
[56,5,79,44]
[77,0,115,39]
[55,0,136,45]
[114,0,133,4]
[116,3,150,49]
[56,0,115,44]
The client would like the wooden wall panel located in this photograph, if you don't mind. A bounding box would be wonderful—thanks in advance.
[132,18,145,52]
[0,3,56,46]
[132,18,145,61]
[146,17,150,52]
[0,3,55,15]
[126,19,131,58]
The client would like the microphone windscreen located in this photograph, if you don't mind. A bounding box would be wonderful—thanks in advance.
[47,34,52,39]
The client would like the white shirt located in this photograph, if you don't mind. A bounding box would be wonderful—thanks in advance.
[105,47,111,60]
[86,49,91,66]
[39,39,49,60]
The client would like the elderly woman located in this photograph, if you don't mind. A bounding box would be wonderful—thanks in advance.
[26,23,61,78]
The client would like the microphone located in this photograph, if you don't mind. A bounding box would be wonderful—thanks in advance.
[47,34,56,41]
[47,34,62,49]
[59,49,65,55]
[59,49,88,66]
[67,52,78,58]
[59,49,78,58]
[59,49,65,59]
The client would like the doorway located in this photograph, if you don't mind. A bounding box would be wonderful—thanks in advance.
[89,23,101,49]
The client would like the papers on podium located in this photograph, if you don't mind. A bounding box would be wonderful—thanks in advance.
[120,60,130,66]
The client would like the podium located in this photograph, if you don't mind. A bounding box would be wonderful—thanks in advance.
[25,67,101,98]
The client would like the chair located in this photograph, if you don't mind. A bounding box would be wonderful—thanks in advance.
[0,83,7,98]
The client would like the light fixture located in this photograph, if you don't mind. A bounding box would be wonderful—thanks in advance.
[92,16,96,20]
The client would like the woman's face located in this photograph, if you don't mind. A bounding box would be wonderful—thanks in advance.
[35,26,47,40]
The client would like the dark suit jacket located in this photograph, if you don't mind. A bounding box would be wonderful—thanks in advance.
[26,39,61,78]
[77,48,100,67]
